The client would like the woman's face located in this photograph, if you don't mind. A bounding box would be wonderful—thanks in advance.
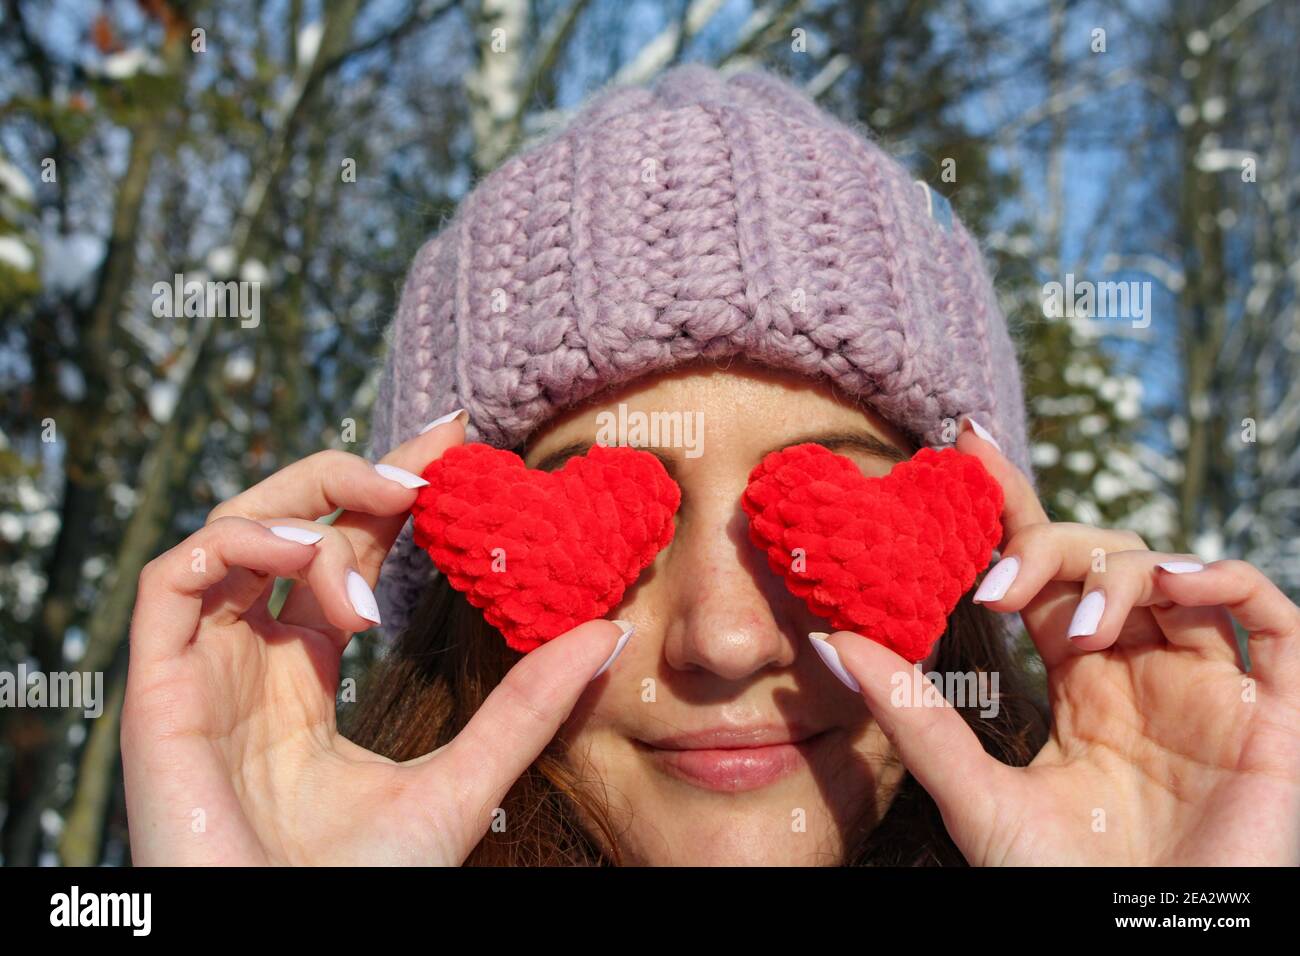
[522,363,926,864]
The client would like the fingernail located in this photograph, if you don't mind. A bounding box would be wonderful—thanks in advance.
[1158,561,1204,574]
[269,525,323,545]
[593,620,635,678]
[418,408,467,435]
[374,463,429,489]
[973,556,1020,603]
[346,570,382,624]
[1067,589,1105,640]
[961,416,1002,452]
[809,632,861,692]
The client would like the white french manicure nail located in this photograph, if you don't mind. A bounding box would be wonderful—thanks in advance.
[419,408,467,435]
[1158,561,1204,574]
[346,570,382,625]
[269,525,324,545]
[374,463,429,488]
[962,416,1002,452]
[809,632,861,692]
[593,620,635,678]
[973,556,1020,603]
[1067,589,1106,640]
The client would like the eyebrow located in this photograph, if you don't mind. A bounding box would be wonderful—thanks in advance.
[529,428,908,476]
[767,430,910,464]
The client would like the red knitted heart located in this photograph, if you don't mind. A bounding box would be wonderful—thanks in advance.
[411,443,680,653]
[742,445,1004,663]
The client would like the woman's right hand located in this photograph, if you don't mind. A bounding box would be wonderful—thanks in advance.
[120,413,632,865]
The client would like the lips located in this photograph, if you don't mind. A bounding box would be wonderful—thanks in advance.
[639,726,828,792]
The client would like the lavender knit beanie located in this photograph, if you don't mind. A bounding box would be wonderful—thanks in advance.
[368,64,1032,641]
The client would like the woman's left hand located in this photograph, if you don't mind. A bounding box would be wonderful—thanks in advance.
[820,423,1300,865]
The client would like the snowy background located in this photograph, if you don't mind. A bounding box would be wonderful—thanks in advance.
[0,0,1297,865]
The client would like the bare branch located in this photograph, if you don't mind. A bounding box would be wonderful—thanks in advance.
[611,0,728,88]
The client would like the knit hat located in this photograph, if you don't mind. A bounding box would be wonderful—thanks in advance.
[368,65,1031,642]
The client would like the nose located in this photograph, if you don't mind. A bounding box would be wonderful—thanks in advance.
[660,504,798,680]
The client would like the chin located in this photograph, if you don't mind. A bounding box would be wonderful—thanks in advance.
[566,726,887,865]
[635,809,848,865]
[598,769,859,865]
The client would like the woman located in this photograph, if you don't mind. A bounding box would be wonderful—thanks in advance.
[120,66,1300,866]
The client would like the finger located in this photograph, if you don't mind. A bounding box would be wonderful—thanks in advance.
[813,630,1011,845]
[1148,602,1239,660]
[1154,559,1300,679]
[276,410,467,629]
[205,447,430,529]
[1061,550,1225,658]
[956,416,1048,542]
[231,518,380,643]
[427,618,634,836]
[200,521,326,623]
[330,408,468,580]
[129,517,320,666]
[974,523,1151,610]
[971,522,1149,668]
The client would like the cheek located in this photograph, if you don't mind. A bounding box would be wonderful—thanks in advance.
[560,635,655,745]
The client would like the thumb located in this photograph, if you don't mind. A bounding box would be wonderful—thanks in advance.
[428,618,635,837]
[813,631,1009,847]
[956,416,1048,545]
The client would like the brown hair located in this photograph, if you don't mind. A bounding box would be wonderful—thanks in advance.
[343,574,1049,865]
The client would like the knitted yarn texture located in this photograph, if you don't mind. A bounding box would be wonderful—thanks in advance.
[369,65,1030,642]
[410,442,680,652]
[742,444,1004,663]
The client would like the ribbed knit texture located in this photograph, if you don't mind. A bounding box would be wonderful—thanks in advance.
[410,442,680,653]
[742,444,1004,663]
[369,65,1032,642]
